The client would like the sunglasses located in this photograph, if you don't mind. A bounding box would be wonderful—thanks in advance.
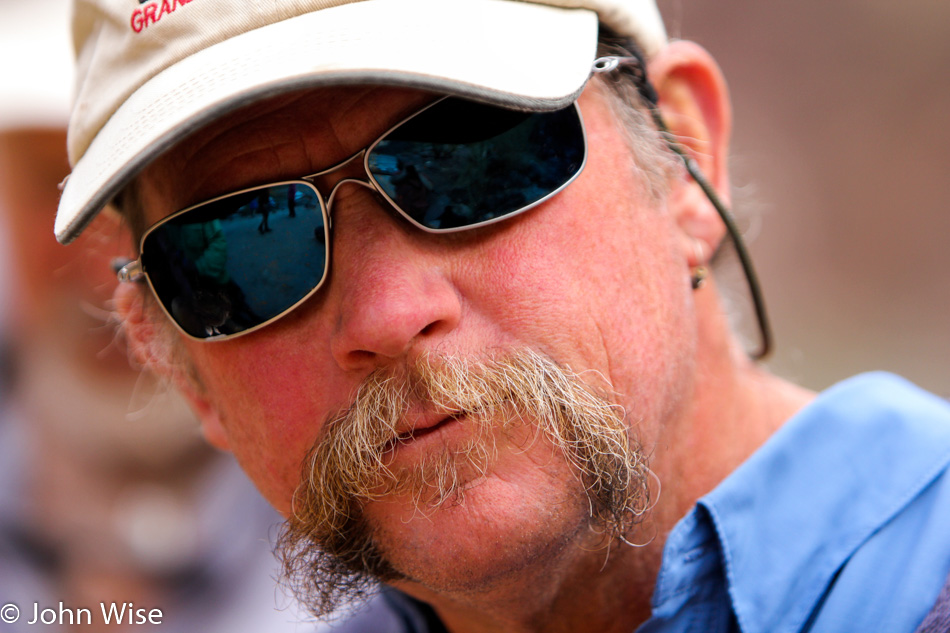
[117,97,587,340]
[117,54,772,358]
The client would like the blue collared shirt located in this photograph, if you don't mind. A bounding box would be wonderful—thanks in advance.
[641,373,950,633]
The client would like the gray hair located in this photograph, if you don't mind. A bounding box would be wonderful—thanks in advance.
[591,31,682,208]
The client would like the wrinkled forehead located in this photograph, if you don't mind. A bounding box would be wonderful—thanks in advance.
[132,86,441,228]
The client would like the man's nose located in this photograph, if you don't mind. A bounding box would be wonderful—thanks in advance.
[327,188,462,372]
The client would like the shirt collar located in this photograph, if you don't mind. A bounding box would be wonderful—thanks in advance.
[664,373,950,633]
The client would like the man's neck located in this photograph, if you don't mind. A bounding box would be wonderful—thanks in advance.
[396,527,666,633]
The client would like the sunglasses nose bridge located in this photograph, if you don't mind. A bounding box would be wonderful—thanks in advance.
[326,178,382,215]
[305,149,370,201]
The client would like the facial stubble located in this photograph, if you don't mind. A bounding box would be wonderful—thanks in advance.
[276,349,652,618]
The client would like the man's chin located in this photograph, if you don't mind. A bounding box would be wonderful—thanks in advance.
[361,457,593,595]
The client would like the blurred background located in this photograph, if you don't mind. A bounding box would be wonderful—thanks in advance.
[658,0,950,396]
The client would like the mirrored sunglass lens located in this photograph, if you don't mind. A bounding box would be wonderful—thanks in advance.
[141,183,327,339]
[367,99,585,230]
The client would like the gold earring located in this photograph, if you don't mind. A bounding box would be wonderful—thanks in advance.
[691,240,708,290]
[691,266,708,290]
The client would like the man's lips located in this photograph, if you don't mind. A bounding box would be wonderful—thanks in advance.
[386,411,466,451]
[396,412,461,441]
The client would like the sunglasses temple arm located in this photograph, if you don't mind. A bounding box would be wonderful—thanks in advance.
[649,110,774,361]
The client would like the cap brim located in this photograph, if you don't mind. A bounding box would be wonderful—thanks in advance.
[56,0,599,243]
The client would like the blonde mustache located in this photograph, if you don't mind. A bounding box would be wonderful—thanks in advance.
[297,349,650,544]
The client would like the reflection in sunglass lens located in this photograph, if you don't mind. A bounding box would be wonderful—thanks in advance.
[367,99,584,230]
[141,183,327,339]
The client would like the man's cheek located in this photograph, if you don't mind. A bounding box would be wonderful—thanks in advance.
[187,353,323,511]
[472,237,576,317]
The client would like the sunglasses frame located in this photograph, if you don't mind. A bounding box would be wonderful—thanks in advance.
[119,97,588,341]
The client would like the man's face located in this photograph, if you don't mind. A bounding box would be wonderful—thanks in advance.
[134,84,699,599]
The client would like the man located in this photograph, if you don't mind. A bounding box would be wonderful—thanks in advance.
[0,2,316,630]
[54,0,950,631]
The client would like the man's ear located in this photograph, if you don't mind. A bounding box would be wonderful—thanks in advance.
[649,40,732,264]
[113,282,231,451]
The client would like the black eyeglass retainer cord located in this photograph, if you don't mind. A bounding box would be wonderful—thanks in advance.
[607,50,773,361]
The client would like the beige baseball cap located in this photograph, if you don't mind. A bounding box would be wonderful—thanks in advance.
[56,0,667,244]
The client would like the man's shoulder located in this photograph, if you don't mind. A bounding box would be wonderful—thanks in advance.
[703,372,950,633]
[788,371,950,443]
[802,373,950,632]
